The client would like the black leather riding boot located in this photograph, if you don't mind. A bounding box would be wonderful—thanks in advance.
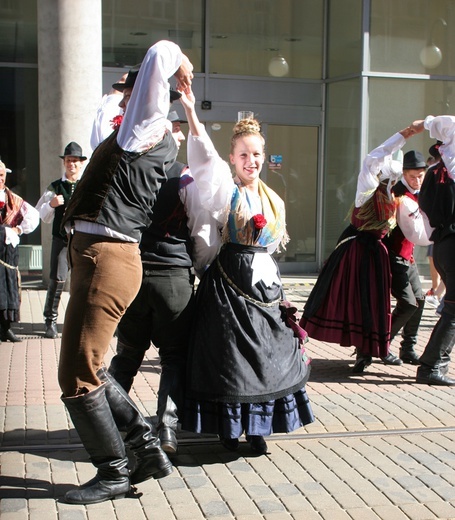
[417,302,455,386]
[97,367,173,484]
[43,280,65,338]
[108,340,146,393]
[399,299,425,364]
[156,365,182,454]
[61,385,130,504]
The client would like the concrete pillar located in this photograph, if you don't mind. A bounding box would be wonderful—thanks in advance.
[37,0,102,284]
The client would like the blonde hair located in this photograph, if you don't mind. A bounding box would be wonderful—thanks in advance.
[230,118,265,153]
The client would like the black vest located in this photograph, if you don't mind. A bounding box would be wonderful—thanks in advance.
[419,160,455,242]
[140,161,193,267]
[51,178,78,240]
[62,129,177,241]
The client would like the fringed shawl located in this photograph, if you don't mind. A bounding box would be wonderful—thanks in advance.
[222,179,289,250]
[348,181,397,235]
[0,188,24,226]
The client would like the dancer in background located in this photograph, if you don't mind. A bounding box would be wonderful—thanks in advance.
[300,121,425,373]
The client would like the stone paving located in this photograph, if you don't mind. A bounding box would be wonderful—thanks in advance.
[1,278,455,519]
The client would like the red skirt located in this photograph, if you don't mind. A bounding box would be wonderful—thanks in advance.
[300,228,391,358]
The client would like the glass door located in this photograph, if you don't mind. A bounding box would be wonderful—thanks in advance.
[184,121,319,274]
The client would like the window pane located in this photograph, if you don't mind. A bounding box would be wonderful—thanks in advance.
[102,0,203,69]
[327,0,362,77]
[209,0,323,79]
[266,125,318,264]
[370,0,455,75]
[0,0,37,63]
[323,79,361,259]
[368,77,452,153]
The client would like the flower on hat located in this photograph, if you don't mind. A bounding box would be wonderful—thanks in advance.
[253,214,267,229]
[110,115,123,130]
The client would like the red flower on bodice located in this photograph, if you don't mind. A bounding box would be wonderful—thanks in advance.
[110,115,123,130]
[253,214,267,229]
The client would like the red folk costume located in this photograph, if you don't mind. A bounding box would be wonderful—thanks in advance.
[300,132,406,358]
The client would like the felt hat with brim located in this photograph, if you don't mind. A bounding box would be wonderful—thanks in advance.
[168,110,187,124]
[403,150,427,169]
[59,142,87,161]
[112,64,182,103]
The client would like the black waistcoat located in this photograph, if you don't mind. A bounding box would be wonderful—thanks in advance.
[62,129,177,241]
[51,178,78,240]
[140,161,193,267]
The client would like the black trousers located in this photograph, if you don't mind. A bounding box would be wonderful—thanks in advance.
[49,235,69,281]
[389,253,424,349]
[420,235,455,369]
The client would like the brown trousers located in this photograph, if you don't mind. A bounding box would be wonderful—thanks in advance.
[58,232,142,397]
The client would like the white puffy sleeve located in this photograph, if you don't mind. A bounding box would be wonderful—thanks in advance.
[187,125,233,224]
[117,40,182,153]
[182,174,221,276]
[355,132,406,207]
[396,197,433,246]
[424,115,455,180]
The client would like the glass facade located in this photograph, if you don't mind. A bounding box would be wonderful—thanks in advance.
[208,0,324,79]
[2,0,455,271]
[101,0,203,70]
[370,0,455,75]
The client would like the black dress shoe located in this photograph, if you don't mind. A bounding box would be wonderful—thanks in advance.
[352,355,372,374]
[246,435,268,455]
[416,372,455,386]
[1,329,22,342]
[399,350,421,365]
[159,427,178,455]
[219,436,239,451]
[381,352,402,365]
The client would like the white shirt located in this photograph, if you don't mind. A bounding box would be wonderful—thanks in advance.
[90,93,123,152]
[180,170,221,276]
[35,174,82,223]
[355,132,406,208]
[395,177,432,247]
[0,189,39,247]
[117,40,182,153]
[424,115,455,179]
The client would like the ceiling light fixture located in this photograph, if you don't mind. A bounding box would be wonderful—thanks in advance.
[420,18,447,69]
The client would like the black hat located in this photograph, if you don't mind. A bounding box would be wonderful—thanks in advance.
[429,140,443,159]
[169,88,182,102]
[403,150,427,169]
[112,64,182,103]
[112,64,141,92]
[168,110,187,124]
[59,142,87,161]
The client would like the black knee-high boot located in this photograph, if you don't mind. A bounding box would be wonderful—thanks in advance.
[399,299,425,364]
[43,280,65,338]
[156,363,184,454]
[417,301,455,386]
[61,385,130,504]
[97,367,173,484]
